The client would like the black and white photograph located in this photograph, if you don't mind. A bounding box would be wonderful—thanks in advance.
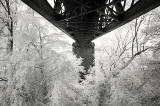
[0,0,160,106]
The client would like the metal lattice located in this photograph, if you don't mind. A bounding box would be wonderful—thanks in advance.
[22,0,160,42]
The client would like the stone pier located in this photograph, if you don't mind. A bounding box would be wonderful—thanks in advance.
[72,42,95,79]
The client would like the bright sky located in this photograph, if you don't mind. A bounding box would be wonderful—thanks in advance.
[47,0,55,8]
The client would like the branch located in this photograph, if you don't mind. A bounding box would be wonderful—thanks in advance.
[0,77,8,82]
[119,47,150,70]
[99,62,107,79]
[136,79,149,90]
[5,0,10,16]
[31,42,40,55]
[0,0,8,12]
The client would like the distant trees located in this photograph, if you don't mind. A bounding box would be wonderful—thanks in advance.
[0,0,18,54]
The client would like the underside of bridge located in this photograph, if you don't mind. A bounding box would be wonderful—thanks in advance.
[22,0,160,79]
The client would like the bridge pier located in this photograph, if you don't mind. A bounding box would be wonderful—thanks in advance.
[72,42,95,79]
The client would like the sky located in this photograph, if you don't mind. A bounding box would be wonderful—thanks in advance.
[47,0,55,8]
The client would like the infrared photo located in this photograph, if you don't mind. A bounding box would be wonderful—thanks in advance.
[0,0,160,106]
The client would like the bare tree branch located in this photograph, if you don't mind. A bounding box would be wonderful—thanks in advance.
[0,0,8,12]
[119,47,150,70]
[0,77,8,82]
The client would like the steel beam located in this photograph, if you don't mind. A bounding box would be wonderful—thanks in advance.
[21,0,74,39]
[96,0,160,39]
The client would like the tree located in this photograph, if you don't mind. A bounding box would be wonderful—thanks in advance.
[0,1,82,106]
[0,0,17,54]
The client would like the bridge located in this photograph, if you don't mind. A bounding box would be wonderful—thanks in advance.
[22,0,160,78]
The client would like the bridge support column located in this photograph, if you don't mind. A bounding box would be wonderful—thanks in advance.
[72,42,95,79]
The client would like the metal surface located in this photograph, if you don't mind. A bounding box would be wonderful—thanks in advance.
[22,0,160,42]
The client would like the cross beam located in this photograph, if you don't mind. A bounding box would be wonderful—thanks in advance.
[22,0,160,41]
[97,0,160,38]
[21,0,73,39]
